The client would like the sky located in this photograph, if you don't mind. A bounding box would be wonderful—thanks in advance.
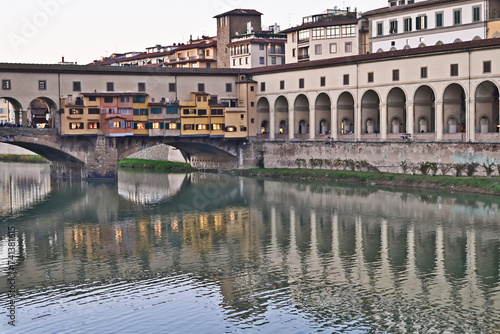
[0,0,387,65]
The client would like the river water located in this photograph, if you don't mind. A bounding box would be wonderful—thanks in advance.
[1,162,500,333]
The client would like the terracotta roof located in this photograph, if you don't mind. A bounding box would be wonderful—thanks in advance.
[363,0,460,17]
[214,9,262,18]
[280,17,360,34]
[249,38,500,74]
[227,38,286,46]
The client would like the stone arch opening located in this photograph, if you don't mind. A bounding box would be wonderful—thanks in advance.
[387,87,406,134]
[28,97,57,128]
[443,83,466,134]
[257,97,270,137]
[275,96,289,136]
[361,90,380,134]
[337,92,354,135]
[260,120,269,134]
[475,81,499,134]
[315,93,331,135]
[0,97,23,125]
[414,85,435,134]
[294,94,309,136]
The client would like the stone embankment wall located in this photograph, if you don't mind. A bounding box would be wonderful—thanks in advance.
[258,141,500,176]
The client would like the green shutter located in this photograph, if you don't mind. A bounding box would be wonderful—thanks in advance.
[160,122,165,129]
[133,109,139,115]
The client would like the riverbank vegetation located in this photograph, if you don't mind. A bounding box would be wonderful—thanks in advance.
[229,168,500,195]
[0,154,48,163]
[118,158,195,172]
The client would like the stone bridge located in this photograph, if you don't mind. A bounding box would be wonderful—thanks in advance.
[0,128,256,179]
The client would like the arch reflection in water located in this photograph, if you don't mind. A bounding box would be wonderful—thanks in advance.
[1,166,500,333]
[0,162,51,215]
[117,171,188,204]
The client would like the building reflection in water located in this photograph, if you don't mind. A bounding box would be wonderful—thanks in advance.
[0,162,51,215]
[2,168,500,331]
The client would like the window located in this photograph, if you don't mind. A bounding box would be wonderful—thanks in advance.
[198,109,207,116]
[260,82,266,92]
[183,109,196,115]
[392,69,400,81]
[271,57,277,65]
[404,18,412,32]
[1,80,11,90]
[483,61,491,73]
[345,42,352,53]
[298,30,309,42]
[421,67,428,78]
[104,97,113,103]
[169,122,178,130]
[198,83,205,92]
[368,72,374,83]
[330,43,337,53]
[473,6,481,22]
[197,124,208,130]
[312,27,325,39]
[320,77,326,87]
[226,83,232,92]
[152,122,161,129]
[69,108,84,115]
[450,64,459,76]
[212,123,223,131]
[259,57,265,65]
[259,44,265,50]
[211,109,223,115]
[133,95,146,103]
[280,80,285,90]
[138,82,146,92]
[343,74,349,85]
[184,124,194,130]
[38,80,46,90]
[136,123,146,130]
[169,83,176,92]
[88,122,100,129]
[119,108,131,115]
[389,20,398,34]
[416,16,427,30]
[292,48,296,57]
[88,108,100,114]
[341,25,356,37]
[139,109,149,116]
[315,44,322,55]
[436,12,443,27]
[110,122,121,129]
[120,96,130,103]
[106,82,114,92]
[326,26,341,38]
[299,78,305,89]
[377,22,383,36]
[89,96,97,102]
[72,81,81,92]
[454,9,461,25]
[69,122,84,130]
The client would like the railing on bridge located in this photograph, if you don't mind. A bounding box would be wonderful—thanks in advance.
[0,128,57,136]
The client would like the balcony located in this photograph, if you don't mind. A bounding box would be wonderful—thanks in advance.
[298,54,310,61]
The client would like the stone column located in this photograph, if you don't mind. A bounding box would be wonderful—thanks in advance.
[380,102,387,141]
[289,107,295,140]
[468,98,475,142]
[436,100,443,141]
[406,101,414,137]
[331,104,338,140]
[355,102,361,141]
[309,106,316,140]
[269,107,275,140]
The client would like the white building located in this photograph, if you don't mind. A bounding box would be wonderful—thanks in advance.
[281,8,364,64]
[228,25,286,68]
[363,0,500,52]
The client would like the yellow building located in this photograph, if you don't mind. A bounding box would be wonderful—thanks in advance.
[180,93,211,137]
[132,94,149,135]
[60,95,102,136]
[0,99,10,124]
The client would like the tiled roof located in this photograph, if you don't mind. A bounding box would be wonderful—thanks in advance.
[363,0,459,17]
[280,17,360,34]
[249,38,500,74]
[214,9,262,18]
[227,38,286,46]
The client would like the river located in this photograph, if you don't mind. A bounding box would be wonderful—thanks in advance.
[1,162,500,333]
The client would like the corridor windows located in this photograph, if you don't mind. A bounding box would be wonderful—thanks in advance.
[106,82,114,92]
[299,78,305,89]
[260,82,266,92]
[421,67,428,78]
[138,82,146,92]
[72,81,81,92]
[226,83,232,92]
[320,76,326,87]
[483,61,491,73]
[368,72,374,83]
[169,83,176,92]
[38,80,47,90]
[392,69,400,81]
[198,83,205,92]
[450,64,459,76]
[280,80,285,90]
[343,74,350,85]
[2,80,11,90]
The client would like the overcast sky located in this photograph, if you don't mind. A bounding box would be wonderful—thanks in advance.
[0,0,387,65]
